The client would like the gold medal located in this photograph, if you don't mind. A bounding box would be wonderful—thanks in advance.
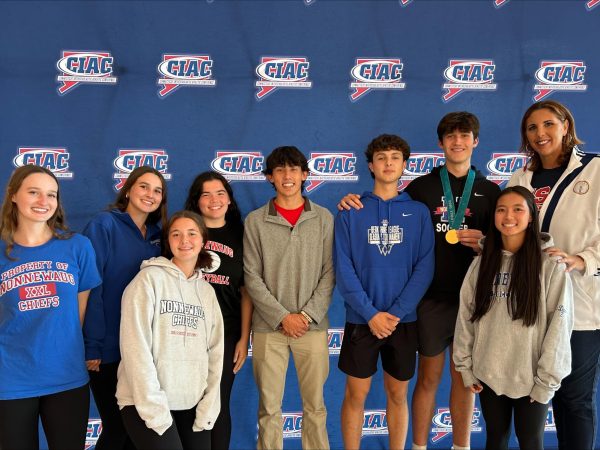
[445,229,459,244]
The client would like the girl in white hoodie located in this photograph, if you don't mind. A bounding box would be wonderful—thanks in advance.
[117,210,224,450]
[453,186,573,450]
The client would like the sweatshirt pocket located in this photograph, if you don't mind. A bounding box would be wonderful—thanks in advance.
[156,359,207,408]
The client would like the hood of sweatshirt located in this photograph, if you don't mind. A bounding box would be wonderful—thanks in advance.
[360,190,413,227]
[140,256,201,280]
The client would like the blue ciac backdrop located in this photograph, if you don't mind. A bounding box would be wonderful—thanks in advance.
[0,1,598,449]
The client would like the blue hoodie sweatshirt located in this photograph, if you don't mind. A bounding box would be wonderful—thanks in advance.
[334,191,435,324]
[82,209,161,363]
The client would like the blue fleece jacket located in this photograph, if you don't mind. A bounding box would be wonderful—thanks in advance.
[82,209,161,363]
[334,191,435,324]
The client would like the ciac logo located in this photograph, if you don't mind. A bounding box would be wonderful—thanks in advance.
[255,56,312,100]
[13,147,74,179]
[545,407,556,432]
[328,328,344,355]
[306,153,358,192]
[442,59,497,102]
[399,153,445,191]
[349,58,406,101]
[211,151,265,181]
[282,412,303,439]
[85,418,102,450]
[431,407,482,443]
[494,0,509,7]
[486,153,528,187]
[533,61,587,101]
[56,50,117,95]
[157,54,216,98]
[587,0,600,11]
[112,149,172,190]
[362,410,388,436]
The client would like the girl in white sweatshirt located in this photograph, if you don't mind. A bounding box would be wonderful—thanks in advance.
[117,210,224,450]
[453,186,573,450]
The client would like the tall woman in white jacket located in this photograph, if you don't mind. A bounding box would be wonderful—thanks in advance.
[453,186,573,450]
[507,100,600,450]
[116,210,224,450]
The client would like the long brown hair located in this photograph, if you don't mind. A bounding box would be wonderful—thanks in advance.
[470,186,542,327]
[0,165,70,258]
[163,210,213,270]
[111,166,168,231]
[519,100,583,171]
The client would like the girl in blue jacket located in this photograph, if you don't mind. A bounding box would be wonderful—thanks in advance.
[83,166,168,450]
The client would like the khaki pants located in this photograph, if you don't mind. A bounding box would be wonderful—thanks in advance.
[252,330,330,450]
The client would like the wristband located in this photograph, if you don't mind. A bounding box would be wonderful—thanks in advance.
[300,310,313,324]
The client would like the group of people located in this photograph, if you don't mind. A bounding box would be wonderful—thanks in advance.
[0,99,597,450]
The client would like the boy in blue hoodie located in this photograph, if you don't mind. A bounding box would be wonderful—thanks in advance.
[335,134,434,450]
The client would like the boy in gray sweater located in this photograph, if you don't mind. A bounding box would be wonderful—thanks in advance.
[243,146,334,450]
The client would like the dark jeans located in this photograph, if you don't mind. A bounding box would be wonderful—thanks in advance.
[121,405,211,450]
[89,361,136,450]
[0,384,89,450]
[553,329,600,450]
[479,383,549,450]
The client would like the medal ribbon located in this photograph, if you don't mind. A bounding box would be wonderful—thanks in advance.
[440,165,475,230]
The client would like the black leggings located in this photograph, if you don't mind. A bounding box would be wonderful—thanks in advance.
[479,382,549,450]
[0,383,89,450]
[211,329,240,450]
[89,361,136,450]
[121,405,211,450]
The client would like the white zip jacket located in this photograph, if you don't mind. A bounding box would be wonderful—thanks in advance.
[508,148,600,330]
[116,257,224,435]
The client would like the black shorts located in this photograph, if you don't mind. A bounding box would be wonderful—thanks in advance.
[416,297,459,357]
[338,321,417,381]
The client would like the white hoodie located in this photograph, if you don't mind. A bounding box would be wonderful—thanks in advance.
[116,257,224,435]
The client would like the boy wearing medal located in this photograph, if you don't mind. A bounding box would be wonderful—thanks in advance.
[334,134,435,450]
[338,113,500,449]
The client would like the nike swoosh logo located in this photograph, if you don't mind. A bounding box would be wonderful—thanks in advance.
[474,192,484,197]
[402,213,412,217]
